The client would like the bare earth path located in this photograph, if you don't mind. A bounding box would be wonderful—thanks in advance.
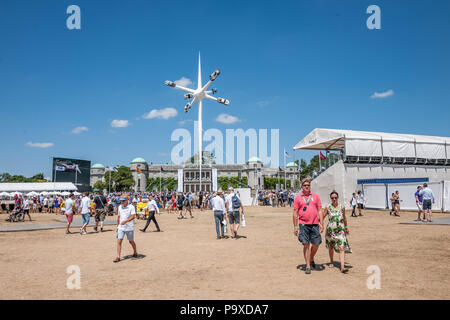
[0,206,449,299]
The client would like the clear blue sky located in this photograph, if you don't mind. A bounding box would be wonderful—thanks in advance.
[1,0,449,177]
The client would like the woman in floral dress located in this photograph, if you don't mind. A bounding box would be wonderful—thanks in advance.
[322,191,352,273]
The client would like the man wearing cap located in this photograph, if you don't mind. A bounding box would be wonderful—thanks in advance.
[93,192,108,232]
[115,194,138,263]
[211,189,227,239]
[225,187,244,239]
[140,194,161,233]
[293,177,324,274]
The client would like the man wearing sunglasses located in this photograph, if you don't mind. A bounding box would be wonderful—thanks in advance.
[293,178,324,274]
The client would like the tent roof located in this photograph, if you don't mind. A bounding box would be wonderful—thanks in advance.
[0,182,77,192]
[293,128,450,151]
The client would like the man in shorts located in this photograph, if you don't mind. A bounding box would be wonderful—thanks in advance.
[114,194,138,263]
[79,192,92,235]
[415,186,424,221]
[93,192,108,232]
[65,194,75,234]
[225,187,244,239]
[419,183,435,223]
[293,178,323,274]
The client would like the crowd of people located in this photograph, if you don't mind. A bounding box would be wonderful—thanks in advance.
[0,181,438,270]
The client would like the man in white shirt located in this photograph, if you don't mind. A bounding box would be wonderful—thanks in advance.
[65,194,75,234]
[225,187,244,239]
[356,191,364,216]
[211,189,226,239]
[22,196,32,221]
[419,183,435,222]
[43,197,49,213]
[114,194,138,263]
[140,195,161,233]
[79,192,92,235]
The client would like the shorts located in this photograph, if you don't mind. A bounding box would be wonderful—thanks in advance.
[357,203,364,209]
[24,209,29,214]
[82,213,90,225]
[228,211,240,224]
[117,230,134,241]
[423,199,432,210]
[94,208,107,222]
[177,205,183,210]
[416,202,423,211]
[66,213,74,224]
[298,224,322,246]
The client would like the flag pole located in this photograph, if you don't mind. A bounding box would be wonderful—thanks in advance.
[160,166,162,192]
[284,148,287,189]
[319,151,322,172]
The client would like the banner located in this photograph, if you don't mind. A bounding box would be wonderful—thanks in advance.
[177,169,183,192]
[212,168,218,191]
[52,157,91,192]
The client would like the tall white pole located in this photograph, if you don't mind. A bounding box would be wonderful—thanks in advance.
[198,53,202,193]
[284,148,287,189]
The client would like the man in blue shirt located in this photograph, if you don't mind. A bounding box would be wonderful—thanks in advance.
[415,186,424,222]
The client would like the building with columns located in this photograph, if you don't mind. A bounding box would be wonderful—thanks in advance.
[90,157,300,192]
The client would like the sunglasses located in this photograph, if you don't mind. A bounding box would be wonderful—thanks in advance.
[302,184,310,187]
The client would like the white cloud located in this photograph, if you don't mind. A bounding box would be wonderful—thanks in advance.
[174,77,192,87]
[371,89,394,99]
[71,126,89,134]
[256,100,269,107]
[143,107,178,120]
[111,120,130,128]
[26,142,54,148]
[216,113,241,124]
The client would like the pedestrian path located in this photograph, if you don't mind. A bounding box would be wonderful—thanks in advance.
[400,217,450,226]
[0,217,116,232]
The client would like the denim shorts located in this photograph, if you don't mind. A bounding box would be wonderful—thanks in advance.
[298,224,322,246]
[423,199,432,210]
[117,230,134,241]
[82,213,90,225]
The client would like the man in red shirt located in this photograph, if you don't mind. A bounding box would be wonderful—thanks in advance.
[293,177,324,274]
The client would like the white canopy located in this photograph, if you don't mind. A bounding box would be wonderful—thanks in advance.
[61,191,70,196]
[0,182,77,193]
[294,128,450,159]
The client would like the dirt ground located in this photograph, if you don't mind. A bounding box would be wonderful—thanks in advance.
[0,206,449,300]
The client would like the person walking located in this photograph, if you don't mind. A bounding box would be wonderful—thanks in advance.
[350,193,357,217]
[79,192,92,235]
[140,195,161,232]
[177,194,185,219]
[211,189,226,239]
[415,186,424,221]
[22,195,32,221]
[114,194,138,263]
[356,191,364,216]
[393,191,401,217]
[65,194,75,234]
[293,177,323,275]
[419,183,435,222]
[323,191,351,273]
[225,187,244,239]
[93,192,108,232]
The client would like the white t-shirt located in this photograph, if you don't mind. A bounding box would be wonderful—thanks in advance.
[225,193,240,212]
[65,198,75,214]
[118,204,136,232]
[43,198,48,206]
[357,195,364,204]
[23,200,30,210]
[351,197,357,206]
[80,196,91,214]
[211,196,226,212]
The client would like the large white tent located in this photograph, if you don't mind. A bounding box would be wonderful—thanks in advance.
[294,129,450,211]
[294,128,450,161]
[0,182,77,193]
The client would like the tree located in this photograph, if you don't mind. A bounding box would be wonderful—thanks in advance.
[0,172,45,183]
[217,176,248,190]
[146,177,178,192]
[93,180,106,191]
[107,166,134,192]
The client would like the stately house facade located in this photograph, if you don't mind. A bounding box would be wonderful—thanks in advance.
[91,157,300,192]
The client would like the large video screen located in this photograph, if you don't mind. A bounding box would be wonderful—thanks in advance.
[52,157,91,192]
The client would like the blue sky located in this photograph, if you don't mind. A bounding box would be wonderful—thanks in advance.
[1,0,449,177]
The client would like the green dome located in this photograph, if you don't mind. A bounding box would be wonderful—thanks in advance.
[91,163,105,169]
[286,162,298,167]
[248,157,263,163]
[131,157,146,163]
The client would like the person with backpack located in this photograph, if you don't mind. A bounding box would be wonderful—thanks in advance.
[177,193,185,219]
[184,193,194,218]
[225,187,244,239]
